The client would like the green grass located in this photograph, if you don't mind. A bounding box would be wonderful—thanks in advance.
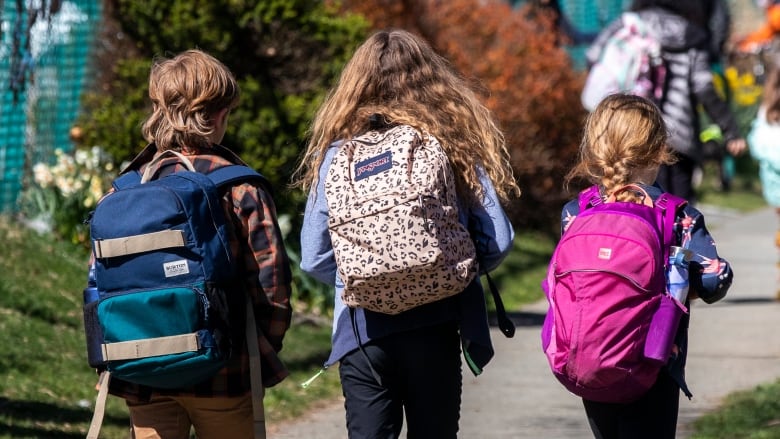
[697,158,768,212]
[690,379,780,439]
[487,230,555,312]
[0,216,126,439]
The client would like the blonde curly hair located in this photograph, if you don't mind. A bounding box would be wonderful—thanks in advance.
[293,29,520,206]
[566,93,676,202]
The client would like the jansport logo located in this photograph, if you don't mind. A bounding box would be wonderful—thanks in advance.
[598,248,612,260]
[164,260,190,277]
[354,151,392,181]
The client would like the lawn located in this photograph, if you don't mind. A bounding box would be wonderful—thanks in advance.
[689,379,780,439]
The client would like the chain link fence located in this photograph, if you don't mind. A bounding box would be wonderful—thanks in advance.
[0,0,101,213]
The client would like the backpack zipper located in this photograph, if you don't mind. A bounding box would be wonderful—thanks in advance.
[419,194,431,234]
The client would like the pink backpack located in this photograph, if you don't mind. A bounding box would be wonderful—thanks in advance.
[541,185,686,403]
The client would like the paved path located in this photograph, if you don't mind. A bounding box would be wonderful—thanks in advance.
[270,206,780,438]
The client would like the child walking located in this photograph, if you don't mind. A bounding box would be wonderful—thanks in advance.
[560,93,734,439]
[89,49,293,439]
[747,63,780,296]
[294,29,520,438]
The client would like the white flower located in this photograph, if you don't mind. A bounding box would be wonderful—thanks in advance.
[33,162,54,187]
[278,214,292,238]
[22,145,117,245]
[74,149,89,166]
[57,177,76,196]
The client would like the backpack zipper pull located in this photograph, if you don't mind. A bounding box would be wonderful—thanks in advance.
[419,194,431,234]
[301,367,327,389]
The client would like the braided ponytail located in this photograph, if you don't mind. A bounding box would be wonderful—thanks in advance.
[566,94,675,202]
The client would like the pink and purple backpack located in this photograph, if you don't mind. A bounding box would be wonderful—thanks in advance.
[541,185,686,403]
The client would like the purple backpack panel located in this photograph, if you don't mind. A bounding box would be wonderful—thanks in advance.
[542,185,685,403]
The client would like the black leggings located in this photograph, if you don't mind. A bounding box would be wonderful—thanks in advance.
[583,370,680,439]
[338,322,462,439]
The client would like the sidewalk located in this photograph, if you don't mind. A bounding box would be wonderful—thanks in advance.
[271,206,780,438]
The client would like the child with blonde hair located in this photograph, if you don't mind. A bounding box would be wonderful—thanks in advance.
[560,93,734,439]
[295,29,519,438]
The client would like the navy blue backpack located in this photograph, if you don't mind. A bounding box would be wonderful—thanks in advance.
[84,150,270,438]
[83,151,267,387]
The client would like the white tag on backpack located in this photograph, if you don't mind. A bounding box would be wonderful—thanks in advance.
[163,260,190,277]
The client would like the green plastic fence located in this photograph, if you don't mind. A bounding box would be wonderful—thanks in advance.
[509,0,631,69]
[0,0,101,213]
[558,0,632,69]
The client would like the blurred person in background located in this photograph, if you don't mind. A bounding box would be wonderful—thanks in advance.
[623,0,746,204]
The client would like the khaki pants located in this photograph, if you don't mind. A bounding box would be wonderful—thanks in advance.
[127,394,253,439]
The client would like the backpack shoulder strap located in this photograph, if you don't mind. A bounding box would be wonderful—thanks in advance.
[112,170,142,191]
[654,192,688,250]
[207,165,272,194]
[577,185,603,212]
[209,164,271,439]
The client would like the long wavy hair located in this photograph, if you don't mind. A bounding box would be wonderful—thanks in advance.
[141,49,240,151]
[293,29,520,206]
[566,93,676,202]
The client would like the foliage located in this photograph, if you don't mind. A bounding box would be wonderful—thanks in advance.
[17,147,116,247]
[78,0,368,214]
[278,213,334,315]
[332,0,587,232]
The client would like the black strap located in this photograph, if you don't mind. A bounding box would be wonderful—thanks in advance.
[349,307,383,386]
[483,269,515,338]
[471,232,516,338]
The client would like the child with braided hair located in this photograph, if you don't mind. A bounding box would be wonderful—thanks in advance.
[559,93,734,439]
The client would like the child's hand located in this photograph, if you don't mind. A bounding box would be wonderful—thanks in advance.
[726,138,747,156]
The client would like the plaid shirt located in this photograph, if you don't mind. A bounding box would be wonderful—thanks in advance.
[100,144,293,402]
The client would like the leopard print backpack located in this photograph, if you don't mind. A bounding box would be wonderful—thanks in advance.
[324,124,477,315]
